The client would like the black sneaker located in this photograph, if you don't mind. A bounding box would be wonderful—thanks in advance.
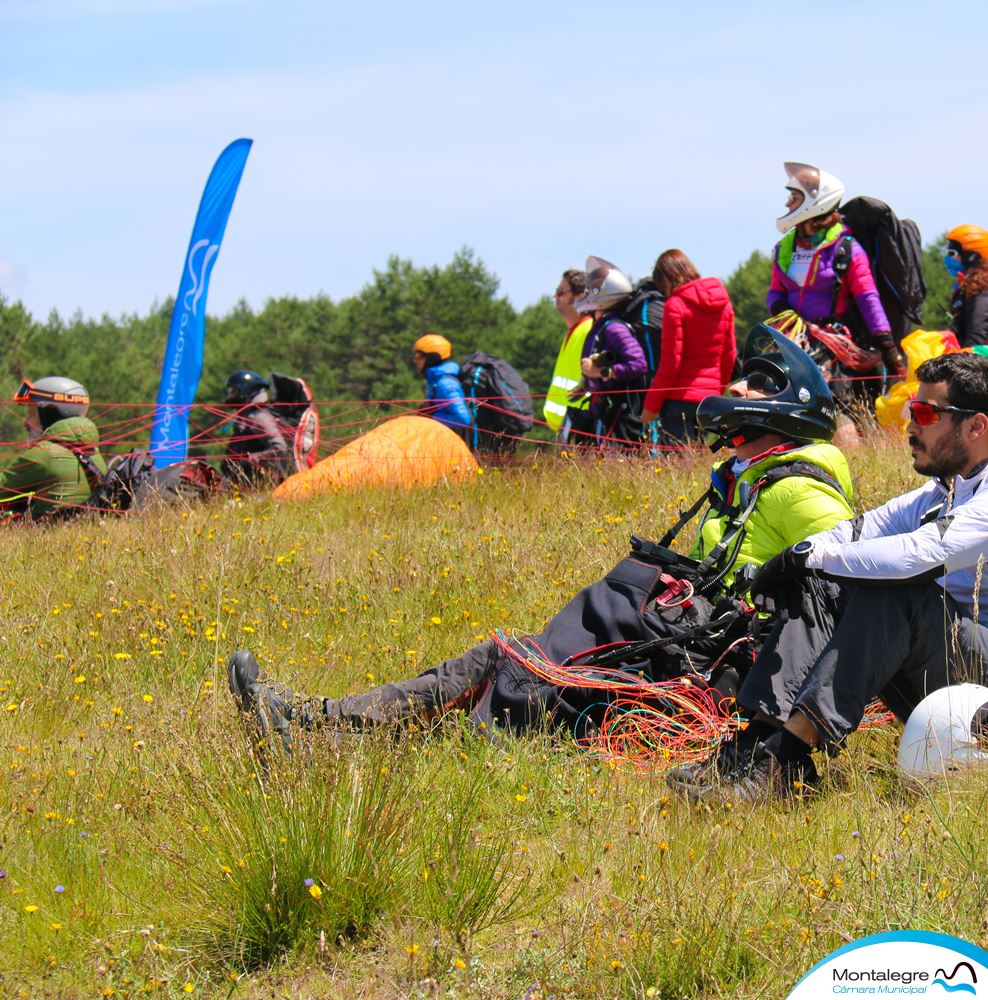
[227,650,318,753]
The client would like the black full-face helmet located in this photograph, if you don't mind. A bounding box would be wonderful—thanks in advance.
[696,324,836,451]
[226,370,269,404]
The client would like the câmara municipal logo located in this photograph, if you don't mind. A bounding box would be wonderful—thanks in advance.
[787,931,988,998]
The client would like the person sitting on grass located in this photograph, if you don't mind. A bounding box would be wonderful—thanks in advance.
[228,328,855,752]
[668,352,988,801]
[0,376,106,522]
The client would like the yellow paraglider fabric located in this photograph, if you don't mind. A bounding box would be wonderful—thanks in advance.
[272,415,479,500]
[874,329,963,432]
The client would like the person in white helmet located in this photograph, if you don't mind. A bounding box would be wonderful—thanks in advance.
[572,256,648,447]
[767,162,906,423]
[0,376,106,520]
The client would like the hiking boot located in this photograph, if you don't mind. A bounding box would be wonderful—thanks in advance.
[666,734,749,796]
[671,736,819,803]
[725,743,820,802]
[227,650,319,753]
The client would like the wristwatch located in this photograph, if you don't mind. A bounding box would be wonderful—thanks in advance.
[599,366,612,380]
[791,539,814,568]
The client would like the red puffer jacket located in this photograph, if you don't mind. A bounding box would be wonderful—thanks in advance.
[643,276,736,411]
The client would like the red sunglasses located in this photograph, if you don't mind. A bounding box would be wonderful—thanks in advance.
[907,399,984,427]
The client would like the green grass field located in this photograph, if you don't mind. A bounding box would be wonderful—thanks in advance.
[2,441,987,999]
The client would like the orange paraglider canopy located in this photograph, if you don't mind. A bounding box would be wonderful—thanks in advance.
[272,415,479,500]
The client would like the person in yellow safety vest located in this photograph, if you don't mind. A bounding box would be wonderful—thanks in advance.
[544,269,594,443]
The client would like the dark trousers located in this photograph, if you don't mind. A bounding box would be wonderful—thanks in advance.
[659,400,700,445]
[323,555,725,738]
[739,577,988,746]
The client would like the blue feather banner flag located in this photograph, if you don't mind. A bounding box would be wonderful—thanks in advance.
[150,138,252,468]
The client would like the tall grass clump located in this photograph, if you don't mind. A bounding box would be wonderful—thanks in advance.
[167,729,421,971]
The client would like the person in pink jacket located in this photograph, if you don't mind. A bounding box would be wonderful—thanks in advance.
[641,249,736,443]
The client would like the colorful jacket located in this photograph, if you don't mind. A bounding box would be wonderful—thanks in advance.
[767,224,891,336]
[0,416,106,519]
[543,316,593,431]
[581,315,648,414]
[804,459,988,625]
[643,276,736,411]
[689,441,854,587]
[423,360,472,432]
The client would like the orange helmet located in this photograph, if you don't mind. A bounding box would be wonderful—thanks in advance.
[946,224,988,263]
[413,333,453,363]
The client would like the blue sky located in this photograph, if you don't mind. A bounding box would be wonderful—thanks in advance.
[1,0,984,321]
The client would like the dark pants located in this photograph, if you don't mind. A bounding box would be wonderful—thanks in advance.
[323,555,733,738]
[739,577,988,746]
[659,400,700,445]
[560,406,595,446]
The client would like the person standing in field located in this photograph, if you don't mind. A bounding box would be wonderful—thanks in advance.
[641,249,736,444]
[412,334,473,438]
[543,269,594,444]
[574,257,648,448]
[944,225,988,349]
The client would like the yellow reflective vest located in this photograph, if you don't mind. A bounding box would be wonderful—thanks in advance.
[543,316,593,432]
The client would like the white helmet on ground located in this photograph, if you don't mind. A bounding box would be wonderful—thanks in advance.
[898,683,988,780]
[574,256,633,314]
[776,162,846,234]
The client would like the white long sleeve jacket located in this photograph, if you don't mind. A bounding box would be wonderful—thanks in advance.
[803,461,988,624]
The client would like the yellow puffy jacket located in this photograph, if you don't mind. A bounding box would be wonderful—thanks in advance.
[689,442,854,587]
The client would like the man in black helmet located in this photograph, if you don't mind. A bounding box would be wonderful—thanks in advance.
[0,376,106,520]
[221,370,291,488]
[228,329,856,751]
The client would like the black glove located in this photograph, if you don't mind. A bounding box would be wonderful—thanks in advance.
[746,543,815,625]
[875,334,907,380]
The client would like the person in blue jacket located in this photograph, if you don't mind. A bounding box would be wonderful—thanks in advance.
[413,333,472,436]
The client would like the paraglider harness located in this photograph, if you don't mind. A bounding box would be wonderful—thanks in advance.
[563,458,846,674]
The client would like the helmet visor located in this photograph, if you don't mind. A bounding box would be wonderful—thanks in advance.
[784,162,820,197]
[12,380,34,404]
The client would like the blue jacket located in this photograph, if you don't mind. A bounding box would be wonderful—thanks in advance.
[424,360,472,431]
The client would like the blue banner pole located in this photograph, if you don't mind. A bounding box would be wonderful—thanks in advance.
[149,138,252,469]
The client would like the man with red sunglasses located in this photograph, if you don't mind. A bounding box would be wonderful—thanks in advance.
[0,376,106,521]
[672,352,988,799]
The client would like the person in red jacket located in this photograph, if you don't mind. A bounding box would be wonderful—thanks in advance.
[641,250,736,443]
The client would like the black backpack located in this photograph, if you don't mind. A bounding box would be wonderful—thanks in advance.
[86,451,223,512]
[835,196,927,344]
[613,278,665,376]
[458,352,534,456]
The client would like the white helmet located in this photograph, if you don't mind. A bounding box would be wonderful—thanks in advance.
[13,376,90,421]
[574,256,633,313]
[776,162,846,234]
[898,683,988,780]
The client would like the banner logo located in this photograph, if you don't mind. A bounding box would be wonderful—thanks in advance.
[788,931,988,998]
